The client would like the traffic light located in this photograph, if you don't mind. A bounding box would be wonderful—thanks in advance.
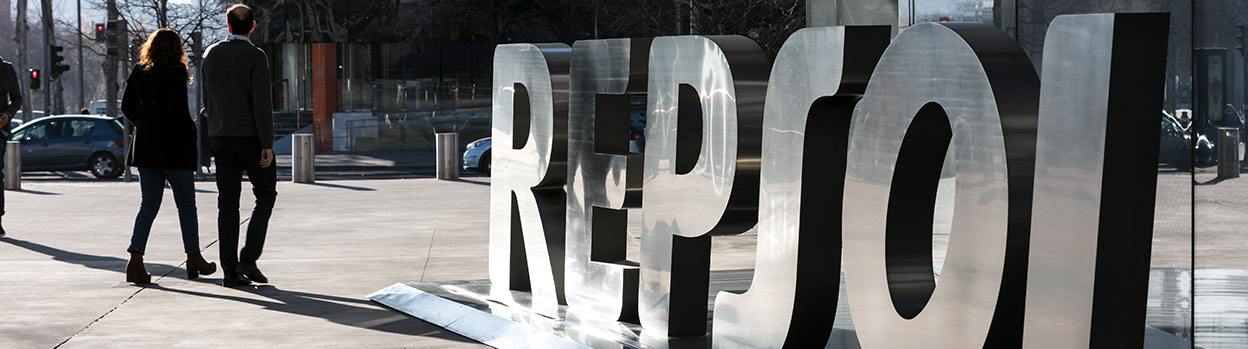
[29,69,41,90]
[188,31,203,64]
[94,23,106,41]
[50,45,70,79]
[1236,24,1247,59]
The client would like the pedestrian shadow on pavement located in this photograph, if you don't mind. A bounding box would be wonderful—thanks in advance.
[0,238,200,285]
[146,284,475,342]
[454,178,490,187]
[305,182,378,192]
[1196,176,1231,186]
[10,188,61,195]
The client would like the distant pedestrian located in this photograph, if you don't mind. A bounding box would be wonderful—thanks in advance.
[202,3,277,287]
[198,108,212,173]
[120,28,217,284]
[0,54,24,239]
[79,108,90,115]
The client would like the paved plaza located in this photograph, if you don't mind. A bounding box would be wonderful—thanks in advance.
[0,176,492,348]
[0,165,1233,347]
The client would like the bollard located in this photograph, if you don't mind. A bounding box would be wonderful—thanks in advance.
[5,141,19,190]
[292,134,315,183]
[1217,127,1239,179]
[436,133,459,180]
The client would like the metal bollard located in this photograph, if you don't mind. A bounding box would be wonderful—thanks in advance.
[1217,127,1240,179]
[436,133,459,180]
[292,134,315,183]
[5,141,19,190]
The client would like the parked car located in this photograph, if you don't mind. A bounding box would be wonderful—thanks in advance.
[463,137,491,174]
[13,110,45,122]
[9,115,127,179]
[9,119,21,130]
[1159,112,1193,171]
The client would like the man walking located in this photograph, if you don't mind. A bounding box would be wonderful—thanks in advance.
[0,55,23,239]
[202,4,276,287]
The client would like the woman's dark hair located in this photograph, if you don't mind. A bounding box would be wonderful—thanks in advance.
[137,28,190,82]
[227,4,254,35]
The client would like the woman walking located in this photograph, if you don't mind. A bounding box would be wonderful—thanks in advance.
[121,28,216,284]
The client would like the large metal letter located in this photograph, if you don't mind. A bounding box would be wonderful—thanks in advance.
[711,26,888,348]
[843,23,1039,347]
[1022,13,1169,348]
[640,35,769,337]
[489,43,571,316]
[565,38,649,322]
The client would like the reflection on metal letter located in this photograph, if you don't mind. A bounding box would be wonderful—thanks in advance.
[711,26,888,348]
[565,38,649,322]
[489,43,571,316]
[640,35,769,337]
[843,23,1039,347]
[1022,13,1169,348]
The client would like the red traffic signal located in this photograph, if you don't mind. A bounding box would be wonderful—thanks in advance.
[30,70,38,79]
[94,22,107,41]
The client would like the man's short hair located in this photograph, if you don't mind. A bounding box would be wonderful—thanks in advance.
[227,4,254,35]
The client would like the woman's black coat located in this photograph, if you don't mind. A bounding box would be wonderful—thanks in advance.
[121,64,197,170]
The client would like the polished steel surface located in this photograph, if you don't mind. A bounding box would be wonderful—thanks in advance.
[368,283,588,349]
[1022,13,1170,348]
[369,267,1199,348]
[292,133,315,183]
[842,22,1039,347]
[710,26,889,349]
[639,35,769,337]
[5,141,20,190]
[489,43,572,316]
[564,38,648,323]
[807,0,899,36]
[435,133,459,180]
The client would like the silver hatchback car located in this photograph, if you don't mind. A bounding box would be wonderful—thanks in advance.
[462,137,491,175]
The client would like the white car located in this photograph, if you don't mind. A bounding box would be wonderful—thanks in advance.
[462,137,491,175]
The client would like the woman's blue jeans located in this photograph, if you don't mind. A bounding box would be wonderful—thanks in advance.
[127,168,199,254]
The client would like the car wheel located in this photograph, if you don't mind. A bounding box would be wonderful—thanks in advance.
[90,152,122,179]
[481,152,491,176]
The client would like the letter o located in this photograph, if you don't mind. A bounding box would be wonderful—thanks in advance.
[842,23,1038,347]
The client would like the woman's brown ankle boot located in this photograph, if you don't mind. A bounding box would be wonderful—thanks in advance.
[126,252,151,284]
[186,252,217,280]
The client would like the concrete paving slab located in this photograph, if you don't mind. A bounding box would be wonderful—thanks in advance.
[1,178,490,348]
[0,168,1213,348]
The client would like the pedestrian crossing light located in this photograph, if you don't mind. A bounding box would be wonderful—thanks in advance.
[29,69,41,90]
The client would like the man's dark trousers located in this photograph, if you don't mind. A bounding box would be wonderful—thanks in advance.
[212,137,277,275]
[0,141,7,219]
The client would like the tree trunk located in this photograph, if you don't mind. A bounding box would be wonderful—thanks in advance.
[105,0,118,119]
[158,0,169,28]
[40,0,64,114]
[15,0,30,120]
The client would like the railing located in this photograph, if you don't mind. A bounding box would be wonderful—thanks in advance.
[339,107,492,152]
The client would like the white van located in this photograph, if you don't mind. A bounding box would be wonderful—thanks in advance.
[87,100,123,115]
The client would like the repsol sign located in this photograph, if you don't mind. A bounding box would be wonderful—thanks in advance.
[490,13,1169,348]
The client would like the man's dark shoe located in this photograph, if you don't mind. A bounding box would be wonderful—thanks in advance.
[0,228,6,238]
[235,264,268,283]
[222,274,252,287]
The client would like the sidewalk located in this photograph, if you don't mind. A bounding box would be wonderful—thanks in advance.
[0,169,1218,347]
[0,178,493,348]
